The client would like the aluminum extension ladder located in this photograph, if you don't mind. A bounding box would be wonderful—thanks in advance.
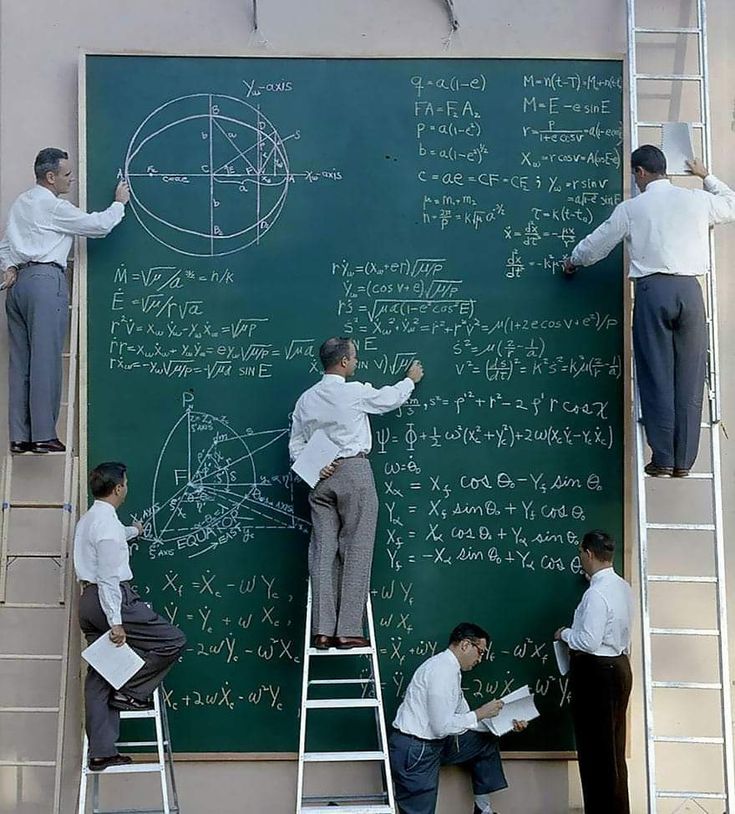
[627,0,734,809]
[78,685,180,814]
[0,259,81,812]
[296,584,396,813]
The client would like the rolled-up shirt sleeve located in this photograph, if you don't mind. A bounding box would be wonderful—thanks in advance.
[359,378,415,415]
[49,199,124,237]
[570,203,629,268]
[561,590,608,653]
[96,535,126,627]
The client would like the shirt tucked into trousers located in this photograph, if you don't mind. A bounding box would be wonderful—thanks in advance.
[6,263,69,442]
[308,456,378,637]
[569,652,632,814]
[79,583,186,758]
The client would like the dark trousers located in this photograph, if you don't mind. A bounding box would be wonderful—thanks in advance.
[389,730,508,814]
[5,263,69,442]
[633,274,707,470]
[569,652,632,814]
[78,583,187,758]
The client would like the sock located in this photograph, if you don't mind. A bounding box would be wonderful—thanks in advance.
[474,793,493,813]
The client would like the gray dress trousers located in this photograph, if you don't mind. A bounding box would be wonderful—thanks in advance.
[5,262,69,442]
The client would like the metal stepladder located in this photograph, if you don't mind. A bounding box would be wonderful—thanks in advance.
[296,584,396,814]
[0,258,81,813]
[627,0,734,810]
[78,685,179,814]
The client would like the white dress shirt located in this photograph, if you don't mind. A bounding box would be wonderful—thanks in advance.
[393,649,477,739]
[289,373,415,460]
[0,185,124,269]
[561,567,633,657]
[570,175,735,278]
[73,500,139,627]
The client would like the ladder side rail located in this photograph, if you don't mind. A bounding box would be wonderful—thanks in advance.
[365,594,396,812]
[709,428,735,804]
[0,456,11,602]
[152,690,171,814]
[160,695,180,813]
[296,582,314,813]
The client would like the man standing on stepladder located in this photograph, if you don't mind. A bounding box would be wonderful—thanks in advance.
[289,337,424,649]
[564,146,735,477]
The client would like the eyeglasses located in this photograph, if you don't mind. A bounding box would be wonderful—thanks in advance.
[465,639,487,658]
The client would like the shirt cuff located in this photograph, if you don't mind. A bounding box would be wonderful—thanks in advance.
[560,628,571,644]
[403,377,415,391]
[125,525,139,541]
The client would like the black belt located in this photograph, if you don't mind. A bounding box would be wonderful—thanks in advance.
[80,580,131,590]
[336,452,368,460]
[16,261,65,272]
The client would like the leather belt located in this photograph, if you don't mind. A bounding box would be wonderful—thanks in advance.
[336,452,368,460]
[16,261,65,272]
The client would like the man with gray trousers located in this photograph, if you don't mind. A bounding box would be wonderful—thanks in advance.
[74,462,186,771]
[289,337,423,649]
[0,147,128,454]
[564,146,735,477]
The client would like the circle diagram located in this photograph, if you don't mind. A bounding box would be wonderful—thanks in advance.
[124,93,291,256]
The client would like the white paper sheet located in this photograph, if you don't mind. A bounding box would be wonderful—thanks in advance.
[662,122,695,176]
[474,684,540,737]
[81,634,145,690]
[291,429,340,488]
[554,640,570,676]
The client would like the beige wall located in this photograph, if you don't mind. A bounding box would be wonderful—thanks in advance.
[1,1,734,812]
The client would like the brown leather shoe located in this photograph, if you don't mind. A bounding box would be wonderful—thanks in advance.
[312,635,335,650]
[88,754,133,771]
[335,636,370,649]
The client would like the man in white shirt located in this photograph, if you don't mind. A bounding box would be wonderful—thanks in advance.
[74,462,186,771]
[289,337,423,649]
[554,530,633,814]
[389,622,527,814]
[0,147,129,454]
[564,146,735,477]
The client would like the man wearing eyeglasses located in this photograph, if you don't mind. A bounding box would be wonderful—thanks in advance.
[389,622,527,814]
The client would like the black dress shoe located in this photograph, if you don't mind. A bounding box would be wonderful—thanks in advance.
[312,635,335,650]
[9,441,33,454]
[88,754,133,771]
[31,438,66,453]
[644,461,673,478]
[109,692,154,711]
[673,468,690,478]
[335,636,370,649]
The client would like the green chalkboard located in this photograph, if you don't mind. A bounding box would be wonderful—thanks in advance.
[83,55,624,754]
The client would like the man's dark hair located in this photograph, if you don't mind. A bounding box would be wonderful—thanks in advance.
[448,622,490,646]
[34,147,69,181]
[89,462,127,498]
[319,337,354,370]
[581,529,615,563]
[631,144,666,176]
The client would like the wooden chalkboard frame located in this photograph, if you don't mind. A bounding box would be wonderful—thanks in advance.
[77,50,630,763]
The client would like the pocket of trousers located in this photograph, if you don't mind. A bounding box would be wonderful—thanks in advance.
[405,740,426,773]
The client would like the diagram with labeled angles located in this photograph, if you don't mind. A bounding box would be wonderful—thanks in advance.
[144,406,310,560]
[124,93,338,257]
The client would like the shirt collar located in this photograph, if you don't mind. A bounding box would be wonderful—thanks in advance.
[321,374,345,383]
[93,499,118,515]
[590,566,615,585]
[645,178,671,192]
[33,184,57,199]
[444,648,462,671]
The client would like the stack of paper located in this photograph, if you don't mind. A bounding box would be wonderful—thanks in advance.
[475,685,540,737]
[291,429,340,488]
[82,634,145,690]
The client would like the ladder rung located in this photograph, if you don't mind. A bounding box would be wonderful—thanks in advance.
[646,523,715,531]
[305,699,379,710]
[120,708,158,719]
[116,740,163,747]
[634,26,701,34]
[3,551,64,558]
[303,751,386,762]
[652,681,722,690]
[0,707,60,713]
[0,602,65,608]
[650,627,720,637]
[637,121,705,129]
[308,647,374,656]
[0,654,63,661]
[657,791,726,800]
[83,761,164,775]
[308,678,373,685]
[300,807,393,814]
[636,72,703,81]
[648,575,717,583]
[654,735,724,744]
[0,760,56,767]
